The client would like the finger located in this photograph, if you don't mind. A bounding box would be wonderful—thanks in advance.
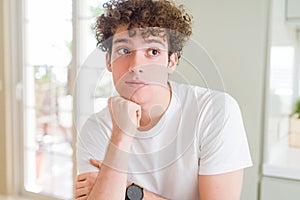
[77,173,87,181]
[89,158,102,169]
[75,180,87,189]
[76,196,87,200]
[76,172,98,189]
[75,187,89,198]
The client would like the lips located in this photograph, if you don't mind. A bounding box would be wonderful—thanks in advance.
[125,80,148,86]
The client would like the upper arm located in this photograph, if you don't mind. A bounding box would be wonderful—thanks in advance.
[198,169,244,200]
[197,93,252,175]
[76,114,110,174]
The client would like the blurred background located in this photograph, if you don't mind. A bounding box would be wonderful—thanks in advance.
[0,0,300,199]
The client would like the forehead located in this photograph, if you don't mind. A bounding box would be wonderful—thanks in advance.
[112,26,168,47]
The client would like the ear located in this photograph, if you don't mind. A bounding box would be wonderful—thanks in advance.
[106,52,112,72]
[167,53,178,74]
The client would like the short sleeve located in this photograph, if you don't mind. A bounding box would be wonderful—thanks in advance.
[76,110,111,174]
[197,92,253,175]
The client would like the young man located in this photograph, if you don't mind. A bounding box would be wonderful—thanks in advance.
[76,0,252,199]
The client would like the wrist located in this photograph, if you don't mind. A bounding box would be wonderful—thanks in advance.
[110,128,134,151]
[143,188,167,200]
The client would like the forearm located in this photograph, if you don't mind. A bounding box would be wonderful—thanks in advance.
[85,125,168,200]
[86,149,168,200]
[88,165,127,199]
[88,130,132,199]
[144,189,168,200]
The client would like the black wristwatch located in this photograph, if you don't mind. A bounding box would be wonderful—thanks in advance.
[125,183,144,200]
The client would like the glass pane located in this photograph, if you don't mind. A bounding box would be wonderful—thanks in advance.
[24,108,73,198]
[76,0,113,130]
[263,0,300,181]
[94,70,114,112]
[267,46,294,145]
[23,0,73,199]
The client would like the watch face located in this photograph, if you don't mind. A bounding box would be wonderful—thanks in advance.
[127,185,143,200]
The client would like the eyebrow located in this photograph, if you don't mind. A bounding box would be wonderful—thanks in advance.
[113,38,130,45]
[113,38,166,48]
[144,39,166,48]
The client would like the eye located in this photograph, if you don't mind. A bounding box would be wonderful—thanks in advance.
[147,48,160,56]
[117,48,131,55]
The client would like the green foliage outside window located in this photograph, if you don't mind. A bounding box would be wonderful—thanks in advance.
[292,99,300,118]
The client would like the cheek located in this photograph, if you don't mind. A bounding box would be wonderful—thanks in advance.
[112,69,125,84]
[111,59,129,78]
[148,56,168,66]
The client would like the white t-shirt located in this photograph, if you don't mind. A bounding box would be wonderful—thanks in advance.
[76,81,253,200]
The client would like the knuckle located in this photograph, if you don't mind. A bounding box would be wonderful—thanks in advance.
[87,173,92,178]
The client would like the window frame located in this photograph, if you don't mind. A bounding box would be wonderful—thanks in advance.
[7,0,79,199]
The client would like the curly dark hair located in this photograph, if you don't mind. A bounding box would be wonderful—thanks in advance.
[95,0,193,59]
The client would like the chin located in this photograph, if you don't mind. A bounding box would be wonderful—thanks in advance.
[129,90,151,104]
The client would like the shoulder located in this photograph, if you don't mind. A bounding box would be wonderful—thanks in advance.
[170,81,206,95]
[170,81,241,114]
[76,107,112,174]
[78,107,112,138]
[169,81,207,103]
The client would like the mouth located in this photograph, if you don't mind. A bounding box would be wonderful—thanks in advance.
[125,80,148,86]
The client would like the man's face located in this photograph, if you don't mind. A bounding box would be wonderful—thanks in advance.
[106,26,178,102]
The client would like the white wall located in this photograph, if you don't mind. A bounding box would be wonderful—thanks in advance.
[180,0,269,199]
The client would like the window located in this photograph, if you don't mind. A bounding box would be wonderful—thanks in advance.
[23,0,73,199]
[20,0,110,199]
[263,0,300,181]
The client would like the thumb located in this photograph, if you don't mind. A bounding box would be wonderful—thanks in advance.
[136,105,142,128]
[89,158,102,169]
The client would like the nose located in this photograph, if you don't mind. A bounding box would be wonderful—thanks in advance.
[130,66,144,73]
[128,50,145,73]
